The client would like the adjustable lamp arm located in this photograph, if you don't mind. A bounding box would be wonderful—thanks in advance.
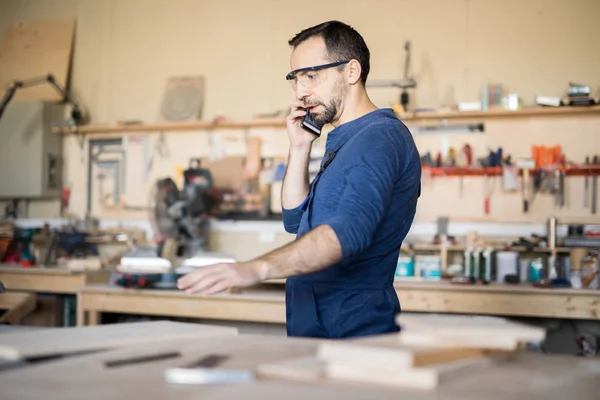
[0,74,84,123]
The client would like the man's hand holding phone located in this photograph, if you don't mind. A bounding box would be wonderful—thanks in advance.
[282,101,318,209]
[286,100,320,149]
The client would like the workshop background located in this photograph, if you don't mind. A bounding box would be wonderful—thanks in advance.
[0,0,599,362]
[0,0,598,228]
[0,0,599,260]
[2,1,600,388]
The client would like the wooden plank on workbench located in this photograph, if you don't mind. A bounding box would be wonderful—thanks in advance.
[0,266,109,293]
[257,355,326,382]
[0,272,82,293]
[318,333,491,368]
[0,320,237,360]
[327,355,493,390]
[79,286,286,324]
[395,314,546,350]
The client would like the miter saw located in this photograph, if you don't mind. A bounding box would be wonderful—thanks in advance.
[115,159,235,288]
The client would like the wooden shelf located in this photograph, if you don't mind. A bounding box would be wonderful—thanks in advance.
[424,166,600,177]
[401,105,600,121]
[52,118,287,135]
[409,244,572,253]
[51,105,600,136]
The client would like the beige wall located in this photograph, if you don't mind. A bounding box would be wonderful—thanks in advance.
[1,0,599,225]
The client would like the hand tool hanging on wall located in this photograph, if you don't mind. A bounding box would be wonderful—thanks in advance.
[367,40,416,112]
[420,152,434,167]
[531,144,565,206]
[584,156,590,208]
[400,41,412,111]
[463,144,473,166]
[531,145,544,198]
[483,174,491,215]
[481,147,502,215]
[458,143,473,197]
[559,153,566,208]
[592,155,599,214]
[516,158,535,213]
[449,147,457,166]
[549,145,565,208]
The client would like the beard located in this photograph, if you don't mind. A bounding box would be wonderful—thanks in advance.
[306,78,348,129]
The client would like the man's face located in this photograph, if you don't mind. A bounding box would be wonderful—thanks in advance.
[289,37,348,128]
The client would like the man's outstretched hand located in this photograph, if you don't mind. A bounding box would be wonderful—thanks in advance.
[177,261,268,296]
[177,225,343,296]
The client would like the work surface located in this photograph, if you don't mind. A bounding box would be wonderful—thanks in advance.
[77,279,600,327]
[0,325,599,400]
[0,265,109,293]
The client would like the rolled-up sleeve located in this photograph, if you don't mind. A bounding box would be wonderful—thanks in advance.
[322,144,399,260]
[282,197,308,234]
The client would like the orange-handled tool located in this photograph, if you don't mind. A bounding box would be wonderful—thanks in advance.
[532,145,546,169]
[554,145,562,165]
[547,147,555,166]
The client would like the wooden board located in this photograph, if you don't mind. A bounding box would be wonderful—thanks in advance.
[316,314,546,390]
[0,18,75,102]
[327,355,494,390]
[395,314,547,350]
[77,285,286,326]
[0,320,237,360]
[0,265,110,294]
[257,355,326,382]
[317,333,491,369]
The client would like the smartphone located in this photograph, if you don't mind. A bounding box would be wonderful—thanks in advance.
[301,109,321,137]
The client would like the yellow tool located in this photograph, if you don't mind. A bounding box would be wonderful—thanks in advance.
[517,158,536,213]
[449,147,457,166]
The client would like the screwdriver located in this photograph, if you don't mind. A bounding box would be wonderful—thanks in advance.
[464,144,473,166]
[584,156,590,208]
[449,147,457,166]
[458,144,473,197]
[593,155,598,215]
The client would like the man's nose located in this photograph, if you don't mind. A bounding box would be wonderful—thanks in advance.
[295,85,311,101]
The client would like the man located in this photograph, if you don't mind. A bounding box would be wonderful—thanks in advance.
[178,20,421,338]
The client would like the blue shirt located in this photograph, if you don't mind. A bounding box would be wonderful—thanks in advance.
[282,108,421,338]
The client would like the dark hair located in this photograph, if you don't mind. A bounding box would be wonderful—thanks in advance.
[288,21,370,85]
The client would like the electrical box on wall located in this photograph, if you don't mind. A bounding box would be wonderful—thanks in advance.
[0,101,65,199]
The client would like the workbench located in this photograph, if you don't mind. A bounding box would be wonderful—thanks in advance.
[0,265,110,326]
[77,280,600,327]
[0,322,598,400]
[0,265,109,294]
[77,284,285,326]
[394,280,600,320]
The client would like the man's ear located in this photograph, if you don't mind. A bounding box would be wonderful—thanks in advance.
[346,59,362,85]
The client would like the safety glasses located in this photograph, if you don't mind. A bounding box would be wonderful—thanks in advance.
[285,60,349,90]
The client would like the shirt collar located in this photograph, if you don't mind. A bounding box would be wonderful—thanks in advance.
[325,108,394,153]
